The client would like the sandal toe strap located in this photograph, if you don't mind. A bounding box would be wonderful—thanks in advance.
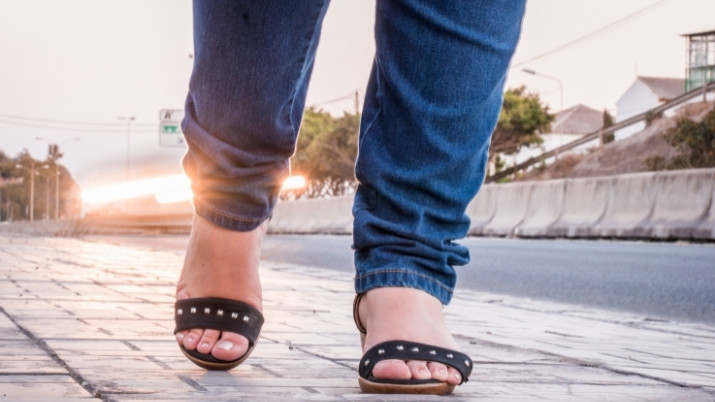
[174,297,264,345]
[359,340,473,384]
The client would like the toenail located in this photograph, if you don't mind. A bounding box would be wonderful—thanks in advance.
[185,336,194,344]
[200,342,210,349]
[217,341,234,351]
[176,333,184,341]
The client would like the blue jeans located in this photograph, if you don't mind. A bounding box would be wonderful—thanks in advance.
[182,0,525,305]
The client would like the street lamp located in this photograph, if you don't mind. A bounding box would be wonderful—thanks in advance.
[118,116,136,181]
[522,68,564,112]
[35,168,52,220]
[36,136,80,219]
[15,161,48,222]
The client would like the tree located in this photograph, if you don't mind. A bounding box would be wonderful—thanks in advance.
[0,148,80,221]
[47,143,63,163]
[489,86,553,166]
[602,109,615,144]
[646,107,715,170]
[288,108,359,198]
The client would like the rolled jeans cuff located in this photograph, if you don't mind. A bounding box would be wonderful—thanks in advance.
[354,268,454,305]
[193,197,268,232]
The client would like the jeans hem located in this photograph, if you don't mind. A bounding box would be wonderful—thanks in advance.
[354,268,454,305]
[194,198,268,232]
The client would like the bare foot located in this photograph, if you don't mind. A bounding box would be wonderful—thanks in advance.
[175,214,264,363]
[358,287,463,385]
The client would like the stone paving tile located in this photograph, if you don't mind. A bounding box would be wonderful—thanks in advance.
[0,375,93,400]
[1,233,715,401]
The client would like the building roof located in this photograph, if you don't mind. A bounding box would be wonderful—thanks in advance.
[550,104,603,135]
[637,76,684,101]
[681,29,715,37]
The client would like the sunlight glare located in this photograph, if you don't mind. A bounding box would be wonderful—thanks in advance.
[155,189,194,204]
[82,174,191,205]
[282,175,306,191]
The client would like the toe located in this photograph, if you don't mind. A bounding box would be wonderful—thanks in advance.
[447,366,462,385]
[211,331,250,361]
[175,330,187,344]
[196,329,221,354]
[406,360,432,380]
[426,362,450,382]
[182,328,203,350]
[371,359,412,381]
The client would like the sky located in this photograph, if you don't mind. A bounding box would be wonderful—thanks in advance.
[0,0,713,189]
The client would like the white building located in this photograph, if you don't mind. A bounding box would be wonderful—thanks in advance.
[614,76,684,140]
[514,104,603,165]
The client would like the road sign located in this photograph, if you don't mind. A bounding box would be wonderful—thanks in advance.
[159,109,186,147]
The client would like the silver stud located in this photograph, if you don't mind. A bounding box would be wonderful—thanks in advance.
[446,353,454,359]
[204,307,211,314]
[364,359,370,366]
[243,315,250,322]
[396,345,404,351]
[217,309,224,317]
[465,360,470,367]
[190,307,197,314]
[231,312,239,319]
[177,308,183,315]
[411,347,419,352]
[429,350,437,355]
[377,349,385,355]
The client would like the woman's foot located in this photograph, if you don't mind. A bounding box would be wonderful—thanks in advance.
[175,215,265,363]
[357,287,463,385]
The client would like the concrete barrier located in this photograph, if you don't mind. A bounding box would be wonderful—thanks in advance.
[588,172,658,238]
[466,184,498,236]
[547,177,612,238]
[514,179,566,237]
[254,169,715,241]
[481,182,534,237]
[643,169,714,239]
[269,196,353,234]
[693,170,715,240]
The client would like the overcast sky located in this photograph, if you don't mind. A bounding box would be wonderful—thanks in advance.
[1,0,713,188]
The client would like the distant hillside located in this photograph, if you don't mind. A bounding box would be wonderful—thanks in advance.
[520,101,715,181]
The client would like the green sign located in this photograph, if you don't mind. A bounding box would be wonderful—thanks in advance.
[161,124,180,134]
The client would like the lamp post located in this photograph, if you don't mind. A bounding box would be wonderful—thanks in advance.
[522,68,564,112]
[118,116,136,181]
[15,161,47,222]
[35,168,52,220]
[36,136,80,219]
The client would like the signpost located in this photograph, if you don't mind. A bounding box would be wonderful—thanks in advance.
[159,109,186,147]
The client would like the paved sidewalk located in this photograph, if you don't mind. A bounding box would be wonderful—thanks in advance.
[0,233,714,401]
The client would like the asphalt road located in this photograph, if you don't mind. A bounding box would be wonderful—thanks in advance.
[87,234,715,325]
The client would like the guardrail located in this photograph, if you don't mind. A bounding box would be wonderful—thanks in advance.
[486,81,715,183]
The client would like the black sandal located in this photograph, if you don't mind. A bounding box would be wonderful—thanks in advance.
[353,293,473,395]
[174,297,264,370]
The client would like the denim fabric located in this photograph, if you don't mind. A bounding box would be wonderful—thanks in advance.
[353,0,525,304]
[182,0,525,304]
[182,0,331,231]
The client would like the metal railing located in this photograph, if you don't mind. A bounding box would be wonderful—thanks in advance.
[485,81,715,183]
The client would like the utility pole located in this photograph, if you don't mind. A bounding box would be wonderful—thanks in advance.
[118,116,136,181]
[15,161,41,222]
[36,136,80,219]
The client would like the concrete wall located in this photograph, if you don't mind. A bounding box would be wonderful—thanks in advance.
[268,168,715,241]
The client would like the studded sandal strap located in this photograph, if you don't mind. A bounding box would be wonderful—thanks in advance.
[359,340,473,385]
[174,298,264,345]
